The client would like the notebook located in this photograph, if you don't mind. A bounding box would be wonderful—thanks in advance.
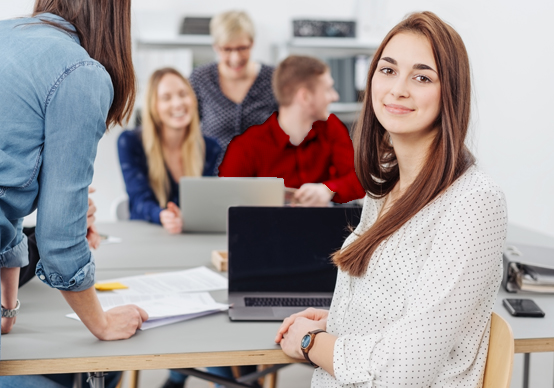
[228,206,362,321]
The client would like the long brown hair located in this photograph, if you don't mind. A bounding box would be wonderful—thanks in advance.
[33,0,136,128]
[333,11,475,277]
[142,68,205,208]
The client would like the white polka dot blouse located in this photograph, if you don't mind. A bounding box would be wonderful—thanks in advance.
[312,165,508,387]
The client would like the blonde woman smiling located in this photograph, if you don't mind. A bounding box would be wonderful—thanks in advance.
[118,68,221,234]
[189,11,278,167]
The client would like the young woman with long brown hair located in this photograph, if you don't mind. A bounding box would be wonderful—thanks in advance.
[118,67,221,235]
[276,12,507,387]
[0,1,148,385]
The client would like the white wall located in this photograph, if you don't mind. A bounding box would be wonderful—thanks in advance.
[383,0,554,240]
[2,0,554,239]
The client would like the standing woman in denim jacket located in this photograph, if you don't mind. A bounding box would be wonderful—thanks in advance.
[0,0,148,377]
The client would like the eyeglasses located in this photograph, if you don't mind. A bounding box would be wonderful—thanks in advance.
[217,44,252,55]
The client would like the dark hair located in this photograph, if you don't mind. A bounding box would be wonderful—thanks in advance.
[333,11,475,277]
[33,0,136,128]
[272,55,329,106]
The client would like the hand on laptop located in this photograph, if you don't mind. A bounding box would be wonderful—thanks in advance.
[275,307,328,344]
[160,202,183,234]
[294,183,334,207]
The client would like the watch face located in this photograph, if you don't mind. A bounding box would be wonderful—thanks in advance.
[301,334,311,349]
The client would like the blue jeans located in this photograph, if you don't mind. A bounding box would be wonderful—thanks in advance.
[0,372,122,388]
[169,366,234,386]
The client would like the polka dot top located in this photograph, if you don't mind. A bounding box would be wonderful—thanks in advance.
[189,62,279,168]
[312,165,508,387]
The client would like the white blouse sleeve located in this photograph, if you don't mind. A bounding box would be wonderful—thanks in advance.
[332,188,507,387]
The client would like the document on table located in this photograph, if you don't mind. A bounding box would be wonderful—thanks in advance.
[99,234,122,245]
[107,266,228,296]
[66,292,228,330]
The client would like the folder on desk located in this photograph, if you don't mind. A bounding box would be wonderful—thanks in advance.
[503,244,554,293]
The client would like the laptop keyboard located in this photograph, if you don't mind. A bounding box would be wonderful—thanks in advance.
[244,297,332,307]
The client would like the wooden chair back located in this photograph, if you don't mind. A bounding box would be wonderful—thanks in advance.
[482,312,514,388]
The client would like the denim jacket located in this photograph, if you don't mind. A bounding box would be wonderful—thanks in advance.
[0,13,113,291]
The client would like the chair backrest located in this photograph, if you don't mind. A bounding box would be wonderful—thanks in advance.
[111,195,130,221]
[482,312,514,388]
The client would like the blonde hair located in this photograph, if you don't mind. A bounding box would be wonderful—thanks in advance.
[210,10,255,45]
[142,68,205,208]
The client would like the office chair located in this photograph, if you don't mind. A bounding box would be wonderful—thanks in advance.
[111,194,130,221]
[482,312,514,388]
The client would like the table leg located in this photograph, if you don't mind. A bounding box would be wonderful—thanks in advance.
[75,373,83,388]
[523,353,530,388]
[87,372,106,388]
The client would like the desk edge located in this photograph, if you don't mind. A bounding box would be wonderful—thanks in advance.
[0,349,300,376]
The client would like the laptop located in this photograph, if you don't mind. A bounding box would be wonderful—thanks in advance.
[179,177,284,233]
[228,206,362,321]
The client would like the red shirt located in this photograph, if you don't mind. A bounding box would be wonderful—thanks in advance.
[218,112,365,203]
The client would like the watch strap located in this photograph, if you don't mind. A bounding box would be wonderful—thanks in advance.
[301,329,326,368]
[1,299,20,318]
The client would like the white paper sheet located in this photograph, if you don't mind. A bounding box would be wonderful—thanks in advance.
[104,266,228,296]
[100,235,122,245]
[66,292,228,330]
[140,310,225,330]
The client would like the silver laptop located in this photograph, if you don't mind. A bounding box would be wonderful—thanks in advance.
[179,177,284,233]
[228,206,362,321]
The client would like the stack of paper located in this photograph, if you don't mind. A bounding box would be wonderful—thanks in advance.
[67,267,228,330]
[517,265,554,293]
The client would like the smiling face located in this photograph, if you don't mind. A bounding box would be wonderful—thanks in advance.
[215,33,253,79]
[371,32,441,138]
[155,73,195,132]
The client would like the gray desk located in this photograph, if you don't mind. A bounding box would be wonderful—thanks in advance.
[0,269,294,376]
[0,222,294,377]
[94,221,226,270]
[1,221,553,380]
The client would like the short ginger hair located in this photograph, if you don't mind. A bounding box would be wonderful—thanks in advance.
[272,55,329,107]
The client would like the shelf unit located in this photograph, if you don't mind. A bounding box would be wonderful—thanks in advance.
[136,35,214,47]
[135,34,216,68]
[273,37,379,61]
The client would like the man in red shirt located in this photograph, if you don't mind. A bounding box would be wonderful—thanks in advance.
[219,55,365,206]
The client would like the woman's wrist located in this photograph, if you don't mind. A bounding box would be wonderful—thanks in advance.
[61,288,109,338]
[306,332,337,377]
[1,267,20,309]
[1,299,19,310]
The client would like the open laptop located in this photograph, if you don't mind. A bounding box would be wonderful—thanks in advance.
[228,206,362,321]
[179,177,284,233]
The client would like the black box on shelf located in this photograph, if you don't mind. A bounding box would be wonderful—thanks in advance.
[293,20,356,38]
[179,17,212,35]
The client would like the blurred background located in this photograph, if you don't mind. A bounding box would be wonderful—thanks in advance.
[1,1,553,387]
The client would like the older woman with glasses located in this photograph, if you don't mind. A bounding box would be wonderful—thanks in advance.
[189,10,278,168]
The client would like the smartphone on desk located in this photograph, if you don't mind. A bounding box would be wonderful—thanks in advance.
[503,298,545,317]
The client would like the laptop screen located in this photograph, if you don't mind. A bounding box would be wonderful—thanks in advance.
[228,206,362,293]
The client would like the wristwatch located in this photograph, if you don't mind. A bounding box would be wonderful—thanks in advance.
[1,299,20,318]
[300,329,326,367]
